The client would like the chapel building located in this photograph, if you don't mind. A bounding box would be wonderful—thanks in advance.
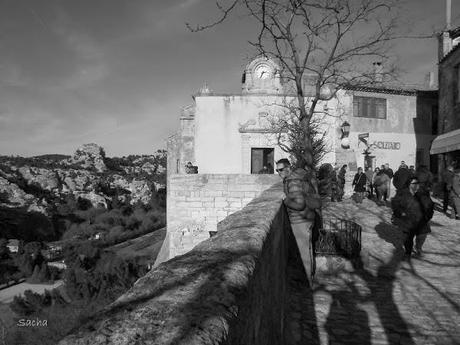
[168,57,438,176]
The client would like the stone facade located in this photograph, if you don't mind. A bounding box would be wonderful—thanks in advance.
[170,58,437,175]
[165,174,280,259]
[437,32,460,170]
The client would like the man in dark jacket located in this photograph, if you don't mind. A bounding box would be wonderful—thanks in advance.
[277,158,322,285]
[393,163,411,191]
[391,176,424,259]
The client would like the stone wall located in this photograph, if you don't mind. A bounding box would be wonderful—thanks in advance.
[166,174,280,259]
[59,183,291,345]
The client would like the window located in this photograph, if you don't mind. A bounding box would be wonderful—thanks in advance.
[353,96,387,119]
[251,148,274,174]
[431,105,438,135]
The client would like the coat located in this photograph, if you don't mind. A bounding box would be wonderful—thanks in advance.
[414,190,434,235]
[352,172,367,193]
[415,167,433,192]
[391,188,423,233]
[365,170,374,185]
[283,168,322,224]
[337,168,346,187]
[373,172,390,193]
[383,168,394,179]
[393,167,411,190]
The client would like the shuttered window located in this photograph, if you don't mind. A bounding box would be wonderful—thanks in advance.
[353,96,387,119]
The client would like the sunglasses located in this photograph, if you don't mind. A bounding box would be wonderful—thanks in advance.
[276,167,286,173]
[410,182,419,185]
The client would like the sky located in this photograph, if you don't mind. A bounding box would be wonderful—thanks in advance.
[0,0,459,157]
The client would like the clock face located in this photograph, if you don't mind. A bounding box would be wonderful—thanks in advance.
[254,64,272,79]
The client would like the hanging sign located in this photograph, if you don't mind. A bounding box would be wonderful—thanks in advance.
[371,141,401,150]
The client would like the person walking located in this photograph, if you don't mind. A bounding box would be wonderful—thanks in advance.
[373,168,390,206]
[337,164,347,201]
[276,158,322,285]
[365,166,374,198]
[415,165,433,193]
[412,167,435,257]
[450,169,460,220]
[393,163,411,191]
[391,176,424,260]
[383,163,394,201]
[441,165,455,214]
[352,167,367,203]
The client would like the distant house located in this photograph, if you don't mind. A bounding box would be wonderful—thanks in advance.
[7,239,19,253]
[47,260,67,270]
[42,243,63,260]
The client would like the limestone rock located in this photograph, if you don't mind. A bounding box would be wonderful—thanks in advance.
[68,143,106,172]
[75,191,108,209]
[110,176,152,205]
[18,166,60,191]
[0,176,36,207]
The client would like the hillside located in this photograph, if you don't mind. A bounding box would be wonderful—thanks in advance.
[0,143,166,241]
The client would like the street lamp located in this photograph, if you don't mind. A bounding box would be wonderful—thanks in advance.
[340,121,351,139]
[340,121,351,149]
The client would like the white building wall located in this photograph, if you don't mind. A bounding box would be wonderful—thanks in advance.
[194,94,337,173]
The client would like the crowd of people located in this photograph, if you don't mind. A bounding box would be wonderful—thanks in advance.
[275,158,460,284]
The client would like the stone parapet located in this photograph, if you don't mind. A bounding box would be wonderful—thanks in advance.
[59,183,290,345]
[166,174,280,259]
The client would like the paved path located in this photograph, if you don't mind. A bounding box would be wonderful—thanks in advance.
[0,280,63,304]
[286,198,460,345]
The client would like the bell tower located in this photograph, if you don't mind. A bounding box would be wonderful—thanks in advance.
[242,57,282,94]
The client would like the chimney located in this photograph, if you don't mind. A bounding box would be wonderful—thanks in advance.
[372,62,383,83]
[439,0,454,61]
[446,0,451,31]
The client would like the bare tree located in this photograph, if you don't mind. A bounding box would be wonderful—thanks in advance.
[188,0,407,169]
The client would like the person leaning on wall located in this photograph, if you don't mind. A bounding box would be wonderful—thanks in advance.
[276,158,322,286]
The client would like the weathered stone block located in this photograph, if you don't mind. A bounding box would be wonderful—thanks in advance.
[215,201,229,208]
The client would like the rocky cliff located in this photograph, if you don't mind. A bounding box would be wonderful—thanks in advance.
[0,144,166,238]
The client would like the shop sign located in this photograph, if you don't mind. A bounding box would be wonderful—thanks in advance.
[371,141,401,150]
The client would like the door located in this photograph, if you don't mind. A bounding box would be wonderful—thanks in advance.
[251,148,274,174]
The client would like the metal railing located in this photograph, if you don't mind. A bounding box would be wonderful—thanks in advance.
[315,217,361,258]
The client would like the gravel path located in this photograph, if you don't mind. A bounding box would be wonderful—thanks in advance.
[286,198,460,345]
